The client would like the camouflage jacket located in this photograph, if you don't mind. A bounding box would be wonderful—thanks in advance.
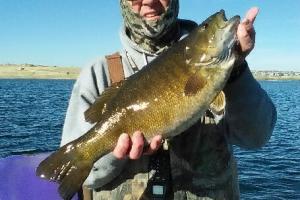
[92,110,240,200]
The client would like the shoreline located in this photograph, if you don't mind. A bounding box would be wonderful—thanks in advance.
[0,65,80,80]
[0,64,299,80]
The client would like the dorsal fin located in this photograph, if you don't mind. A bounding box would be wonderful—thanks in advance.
[84,81,123,123]
[85,52,125,124]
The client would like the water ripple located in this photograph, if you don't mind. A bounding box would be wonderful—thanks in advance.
[235,80,300,199]
[0,79,73,157]
[0,79,299,199]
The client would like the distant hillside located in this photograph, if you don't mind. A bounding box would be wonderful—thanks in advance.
[0,64,299,80]
[0,64,80,79]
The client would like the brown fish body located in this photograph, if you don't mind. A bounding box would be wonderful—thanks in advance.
[80,48,232,159]
[36,10,240,200]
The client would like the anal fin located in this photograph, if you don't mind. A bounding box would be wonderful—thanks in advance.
[59,161,92,200]
[36,143,93,200]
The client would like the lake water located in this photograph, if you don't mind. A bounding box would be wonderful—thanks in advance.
[0,79,299,199]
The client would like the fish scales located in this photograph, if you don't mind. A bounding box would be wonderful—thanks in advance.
[36,10,241,200]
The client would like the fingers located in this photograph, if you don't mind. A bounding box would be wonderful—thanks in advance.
[237,22,254,48]
[240,7,258,36]
[113,131,162,160]
[238,22,251,39]
[113,133,131,159]
[144,134,163,155]
[113,131,144,160]
[241,7,259,35]
[129,131,145,159]
[237,26,255,57]
[237,7,259,56]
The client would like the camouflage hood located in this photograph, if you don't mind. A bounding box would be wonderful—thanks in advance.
[120,0,179,54]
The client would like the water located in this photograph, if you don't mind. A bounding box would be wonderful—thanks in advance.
[0,79,73,157]
[235,80,300,199]
[0,79,299,199]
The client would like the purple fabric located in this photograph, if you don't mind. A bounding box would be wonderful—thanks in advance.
[0,153,79,200]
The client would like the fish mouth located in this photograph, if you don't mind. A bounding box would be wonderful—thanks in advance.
[215,12,240,57]
[191,10,241,67]
[198,13,240,67]
[208,10,240,50]
[223,13,240,48]
[217,15,240,65]
[218,10,240,30]
[227,16,240,34]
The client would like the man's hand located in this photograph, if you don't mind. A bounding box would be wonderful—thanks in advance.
[237,7,259,58]
[113,131,163,159]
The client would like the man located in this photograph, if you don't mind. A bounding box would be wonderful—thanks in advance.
[61,0,277,199]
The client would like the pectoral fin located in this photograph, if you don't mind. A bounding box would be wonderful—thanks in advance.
[209,91,226,115]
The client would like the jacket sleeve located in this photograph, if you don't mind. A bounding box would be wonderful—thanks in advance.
[224,63,277,149]
[60,58,127,189]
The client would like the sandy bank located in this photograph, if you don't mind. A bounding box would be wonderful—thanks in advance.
[0,64,299,80]
[0,65,80,79]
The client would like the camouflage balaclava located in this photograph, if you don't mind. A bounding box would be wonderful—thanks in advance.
[120,0,179,54]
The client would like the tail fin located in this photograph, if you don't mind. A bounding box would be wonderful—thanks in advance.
[36,144,93,200]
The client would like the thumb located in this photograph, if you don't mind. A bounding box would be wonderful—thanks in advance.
[244,7,259,24]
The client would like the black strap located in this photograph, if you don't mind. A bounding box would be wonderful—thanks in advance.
[148,147,172,199]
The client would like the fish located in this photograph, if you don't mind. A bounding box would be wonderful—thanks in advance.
[36,10,240,200]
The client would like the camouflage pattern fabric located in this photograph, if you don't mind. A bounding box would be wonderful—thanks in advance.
[92,108,240,200]
[120,0,179,53]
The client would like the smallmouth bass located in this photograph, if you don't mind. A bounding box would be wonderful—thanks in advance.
[36,10,240,200]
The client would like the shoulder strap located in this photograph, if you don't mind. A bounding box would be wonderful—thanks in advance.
[105,52,125,84]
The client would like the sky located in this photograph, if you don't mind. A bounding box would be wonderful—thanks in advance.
[0,0,299,71]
